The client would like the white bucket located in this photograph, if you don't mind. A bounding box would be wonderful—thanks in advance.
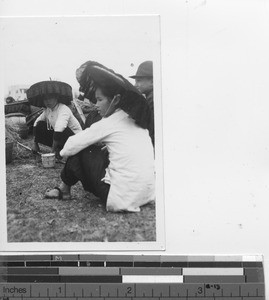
[41,153,55,168]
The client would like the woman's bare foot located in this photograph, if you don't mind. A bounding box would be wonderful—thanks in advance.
[45,182,71,200]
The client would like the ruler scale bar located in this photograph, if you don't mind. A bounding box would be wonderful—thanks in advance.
[1,275,123,283]
[0,255,265,299]
[1,267,262,277]
[0,283,265,298]
[0,261,264,268]
[0,275,256,283]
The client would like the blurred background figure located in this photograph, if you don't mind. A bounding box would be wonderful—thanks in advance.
[130,60,154,146]
[5,96,15,104]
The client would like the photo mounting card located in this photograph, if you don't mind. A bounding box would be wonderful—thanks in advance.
[0,15,165,251]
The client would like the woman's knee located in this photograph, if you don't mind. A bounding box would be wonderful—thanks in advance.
[35,121,47,133]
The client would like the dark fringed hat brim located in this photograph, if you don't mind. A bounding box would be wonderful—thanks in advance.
[26,81,73,108]
[76,61,153,130]
[76,61,142,101]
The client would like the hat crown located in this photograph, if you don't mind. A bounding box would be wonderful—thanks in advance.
[133,61,153,78]
[26,80,72,107]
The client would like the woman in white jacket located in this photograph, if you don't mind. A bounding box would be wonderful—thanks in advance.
[45,61,155,212]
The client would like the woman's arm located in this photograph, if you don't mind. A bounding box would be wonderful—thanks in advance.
[60,122,107,157]
[33,110,46,127]
[54,105,71,132]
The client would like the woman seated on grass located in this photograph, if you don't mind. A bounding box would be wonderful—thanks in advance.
[45,61,155,212]
[27,81,82,158]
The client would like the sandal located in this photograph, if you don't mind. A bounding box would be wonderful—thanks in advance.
[45,187,71,200]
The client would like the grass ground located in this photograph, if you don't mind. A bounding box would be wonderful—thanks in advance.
[6,136,156,243]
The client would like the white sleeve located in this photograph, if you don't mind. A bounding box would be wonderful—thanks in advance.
[33,110,46,126]
[59,121,108,157]
[54,105,70,132]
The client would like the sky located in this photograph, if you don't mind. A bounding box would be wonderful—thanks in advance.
[0,15,160,96]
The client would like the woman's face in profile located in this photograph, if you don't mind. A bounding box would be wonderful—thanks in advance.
[43,95,58,109]
[95,87,115,117]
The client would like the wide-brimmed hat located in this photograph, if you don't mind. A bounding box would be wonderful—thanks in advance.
[76,61,152,130]
[129,61,153,78]
[76,61,141,100]
[26,81,73,108]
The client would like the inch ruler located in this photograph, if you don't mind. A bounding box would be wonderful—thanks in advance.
[0,255,265,300]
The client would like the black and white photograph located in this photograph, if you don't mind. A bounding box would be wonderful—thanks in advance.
[0,16,165,251]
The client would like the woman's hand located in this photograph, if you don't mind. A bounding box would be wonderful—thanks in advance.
[52,141,62,160]
[32,142,40,154]
[55,151,63,160]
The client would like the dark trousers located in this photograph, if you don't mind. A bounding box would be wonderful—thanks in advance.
[61,146,110,203]
[34,121,74,150]
[60,111,110,203]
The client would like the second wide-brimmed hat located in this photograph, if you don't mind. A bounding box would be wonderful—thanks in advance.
[76,61,153,130]
[26,81,73,108]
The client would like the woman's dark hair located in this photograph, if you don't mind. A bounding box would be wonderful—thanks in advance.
[118,91,152,130]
